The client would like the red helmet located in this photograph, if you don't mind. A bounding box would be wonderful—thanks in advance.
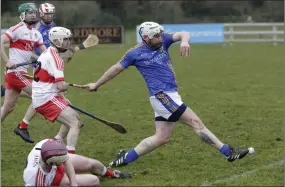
[39,3,55,24]
[41,139,68,166]
[39,3,55,17]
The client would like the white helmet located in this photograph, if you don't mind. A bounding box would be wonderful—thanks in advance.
[39,3,55,17]
[139,21,164,39]
[49,27,72,48]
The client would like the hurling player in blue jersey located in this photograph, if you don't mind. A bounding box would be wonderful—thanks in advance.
[83,22,253,167]
[32,3,56,66]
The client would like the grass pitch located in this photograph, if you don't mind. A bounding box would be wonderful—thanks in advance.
[1,31,284,186]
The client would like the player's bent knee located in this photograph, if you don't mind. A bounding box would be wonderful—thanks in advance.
[90,158,101,167]
[75,120,83,128]
[89,158,104,174]
[70,122,80,130]
[78,121,84,128]
[74,111,80,119]
[158,138,169,146]
[67,118,81,129]
[155,135,170,146]
[87,158,96,170]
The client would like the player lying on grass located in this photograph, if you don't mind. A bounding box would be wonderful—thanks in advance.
[24,139,132,186]
[0,3,46,143]
[83,21,254,167]
[31,26,82,154]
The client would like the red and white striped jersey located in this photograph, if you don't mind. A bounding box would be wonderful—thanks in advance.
[32,46,65,108]
[23,139,58,186]
[4,22,44,73]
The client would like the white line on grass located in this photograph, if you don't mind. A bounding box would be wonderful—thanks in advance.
[200,160,284,186]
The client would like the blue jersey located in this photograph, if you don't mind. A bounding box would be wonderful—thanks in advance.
[33,21,56,56]
[120,33,177,96]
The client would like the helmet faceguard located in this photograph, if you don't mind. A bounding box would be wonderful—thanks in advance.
[41,139,69,166]
[138,21,164,50]
[45,154,69,166]
[39,3,55,25]
[18,3,38,25]
[49,27,72,53]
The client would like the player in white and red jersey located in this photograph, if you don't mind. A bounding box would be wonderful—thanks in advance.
[24,139,132,186]
[32,26,80,154]
[0,3,46,143]
[23,139,72,186]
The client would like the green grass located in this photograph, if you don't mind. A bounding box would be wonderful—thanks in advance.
[1,32,284,186]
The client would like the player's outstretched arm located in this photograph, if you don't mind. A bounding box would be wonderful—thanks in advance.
[63,158,78,186]
[172,32,190,56]
[84,62,125,92]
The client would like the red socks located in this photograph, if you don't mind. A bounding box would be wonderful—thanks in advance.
[104,169,114,177]
[68,150,75,154]
[19,121,28,129]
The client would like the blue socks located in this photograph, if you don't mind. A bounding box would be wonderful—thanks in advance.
[125,148,139,164]
[220,144,230,157]
[125,146,229,163]
[1,86,5,97]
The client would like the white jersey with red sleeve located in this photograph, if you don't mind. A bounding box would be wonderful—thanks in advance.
[4,22,44,73]
[23,139,65,186]
[32,46,65,108]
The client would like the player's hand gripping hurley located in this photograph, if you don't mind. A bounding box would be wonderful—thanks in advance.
[19,74,89,90]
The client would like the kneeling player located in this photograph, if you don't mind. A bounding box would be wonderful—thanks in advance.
[24,139,132,186]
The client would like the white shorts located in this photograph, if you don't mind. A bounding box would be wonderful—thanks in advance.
[149,91,187,122]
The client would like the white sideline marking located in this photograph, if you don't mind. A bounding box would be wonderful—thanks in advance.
[200,160,284,186]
